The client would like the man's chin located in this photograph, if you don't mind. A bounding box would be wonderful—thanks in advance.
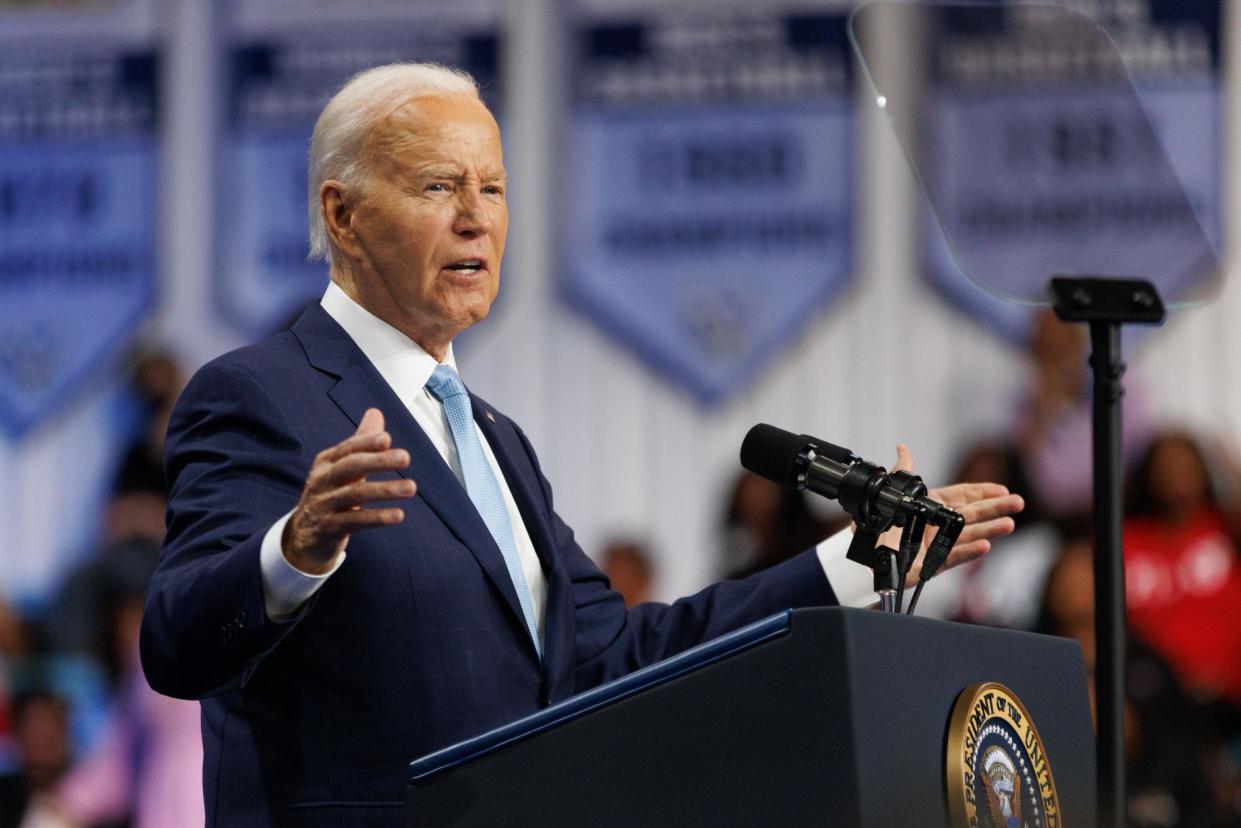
[443,302,494,339]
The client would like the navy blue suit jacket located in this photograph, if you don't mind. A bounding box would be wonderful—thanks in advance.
[140,304,837,826]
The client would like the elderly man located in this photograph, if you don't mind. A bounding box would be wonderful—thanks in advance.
[140,63,1021,825]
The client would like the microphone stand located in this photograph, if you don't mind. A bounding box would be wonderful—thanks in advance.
[1049,277,1165,828]
[845,470,931,613]
[847,523,901,613]
[874,546,900,613]
[889,471,928,614]
[897,507,927,614]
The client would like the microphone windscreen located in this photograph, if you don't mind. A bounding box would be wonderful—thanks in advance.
[740,424,808,487]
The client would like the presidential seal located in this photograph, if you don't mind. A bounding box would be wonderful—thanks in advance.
[946,682,1060,828]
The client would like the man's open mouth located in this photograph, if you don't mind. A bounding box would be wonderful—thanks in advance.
[444,260,484,275]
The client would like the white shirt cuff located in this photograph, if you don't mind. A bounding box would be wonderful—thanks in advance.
[816,528,876,608]
[260,510,346,621]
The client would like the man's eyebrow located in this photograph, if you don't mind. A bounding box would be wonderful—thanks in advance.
[413,165,507,181]
[416,165,462,178]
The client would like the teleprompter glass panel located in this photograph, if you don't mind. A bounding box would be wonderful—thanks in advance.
[848,1,1221,307]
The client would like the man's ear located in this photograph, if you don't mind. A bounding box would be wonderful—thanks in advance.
[321,180,361,259]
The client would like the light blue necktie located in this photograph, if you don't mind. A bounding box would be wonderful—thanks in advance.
[426,364,542,659]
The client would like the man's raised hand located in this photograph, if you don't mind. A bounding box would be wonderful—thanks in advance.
[282,408,415,574]
[884,444,1025,582]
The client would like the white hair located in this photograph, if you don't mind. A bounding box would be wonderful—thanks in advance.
[307,62,480,263]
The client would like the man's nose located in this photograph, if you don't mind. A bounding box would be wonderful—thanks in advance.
[452,190,492,237]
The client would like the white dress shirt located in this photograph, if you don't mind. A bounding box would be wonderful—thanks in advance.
[260,282,873,624]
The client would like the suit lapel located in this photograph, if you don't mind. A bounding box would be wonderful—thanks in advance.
[472,398,558,573]
[473,398,571,685]
[292,306,528,644]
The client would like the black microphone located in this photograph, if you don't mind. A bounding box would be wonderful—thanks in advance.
[740,423,902,524]
[740,423,966,605]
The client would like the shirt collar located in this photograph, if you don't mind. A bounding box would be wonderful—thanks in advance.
[319,280,458,394]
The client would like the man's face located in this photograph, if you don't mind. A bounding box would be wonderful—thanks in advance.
[339,94,507,355]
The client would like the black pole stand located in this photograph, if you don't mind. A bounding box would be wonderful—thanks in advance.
[1049,277,1165,828]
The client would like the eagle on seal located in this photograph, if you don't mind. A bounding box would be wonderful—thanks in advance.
[981,745,1023,828]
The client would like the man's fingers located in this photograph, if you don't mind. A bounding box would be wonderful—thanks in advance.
[893,443,914,473]
[286,493,408,564]
[956,493,1025,526]
[316,409,391,464]
[323,507,406,533]
[286,414,409,568]
[957,516,1017,546]
[317,428,392,464]
[357,407,385,435]
[943,540,991,569]
[315,449,411,489]
[930,481,1013,507]
[319,478,417,512]
[906,477,1024,581]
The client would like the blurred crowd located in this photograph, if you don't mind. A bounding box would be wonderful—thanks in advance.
[0,350,202,827]
[0,311,1236,826]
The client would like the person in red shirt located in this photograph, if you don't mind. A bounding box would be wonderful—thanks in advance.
[1124,429,1241,707]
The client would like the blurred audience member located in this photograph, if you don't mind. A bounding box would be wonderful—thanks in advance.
[41,654,203,826]
[47,538,160,687]
[0,692,69,828]
[1039,537,1221,827]
[117,348,181,482]
[914,439,1060,628]
[1011,308,1150,519]
[0,589,114,768]
[1124,430,1241,710]
[720,471,846,579]
[101,491,165,551]
[0,597,36,751]
[46,350,181,671]
[24,559,203,827]
[129,349,182,412]
[105,442,167,546]
[601,540,655,607]
[106,348,183,545]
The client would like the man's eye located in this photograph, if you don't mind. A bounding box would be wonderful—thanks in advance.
[426,183,450,193]
[483,185,504,196]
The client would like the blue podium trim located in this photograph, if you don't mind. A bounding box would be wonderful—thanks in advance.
[408,609,793,782]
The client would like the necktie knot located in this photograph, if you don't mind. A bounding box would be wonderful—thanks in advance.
[426,364,468,403]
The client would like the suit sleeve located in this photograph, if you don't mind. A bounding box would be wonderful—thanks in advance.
[566,518,838,691]
[140,360,314,699]
[505,423,839,693]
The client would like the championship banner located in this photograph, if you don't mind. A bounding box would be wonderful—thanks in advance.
[0,0,160,439]
[918,0,1222,342]
[562,3,855,404]
[217,0,501,338]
